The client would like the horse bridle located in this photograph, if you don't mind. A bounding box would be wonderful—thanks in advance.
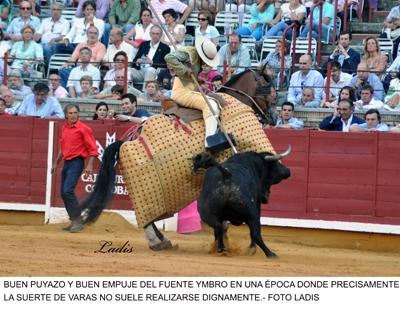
[219,69,271,120]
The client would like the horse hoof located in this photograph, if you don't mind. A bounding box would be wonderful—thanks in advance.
[149,240,177,251]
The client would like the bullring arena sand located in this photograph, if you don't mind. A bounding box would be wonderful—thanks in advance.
[0,211,399,276]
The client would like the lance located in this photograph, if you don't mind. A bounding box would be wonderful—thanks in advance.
[145,0,238,154]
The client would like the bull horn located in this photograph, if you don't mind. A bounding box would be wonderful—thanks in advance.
[264,145,291,161]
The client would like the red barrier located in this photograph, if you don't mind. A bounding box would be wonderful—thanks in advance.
[1,118,400,227]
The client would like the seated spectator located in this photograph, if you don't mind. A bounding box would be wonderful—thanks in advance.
[319,99,365,132]
[5,1,40,42]
[0,97,9,116]
[297,87,320,108]
[131,25,170,84]
[195,10,219,46]
[124,8,154,58]
[8,69,32,97]
[76,0,110,20]
[157,67,173,91]
[321,61,352,105]
[360,36,388,77]
[103,51,133,88]
[287,54,324,105]
[324,31,361,75]
[103,28,134,69]
[150,0,191,25]
[107,0,140,34]
[236,0,275,41]
[198,63,220,94]
[354,84,384,111]
[59,25,105,88]
[138,81,162,103]
[49,73,68,99]
[350,109,389,132]
[34,3,70,63]
[57,0,105,54]
[94,70,142,99]
[161,9,186,51]
[0,0,11,30]
[381,4,400,59]
[261,39,292,86]
[350,62,384,101]
[274,101,304,129]
[66,47,101,98]
[115,93,150,123]
[264,0,306,39]
[78,75,95,99]
[92,101,110,120]
[2,89,20,115]
[17,83,64,119]
[10,25,43,78]
[384,71,400,111]
[211,75,223,92]
[321,85,356,108]
[217,33,251,77]
[299,0,334,42]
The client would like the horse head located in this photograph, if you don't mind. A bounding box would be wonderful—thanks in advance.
[219,66,278,125]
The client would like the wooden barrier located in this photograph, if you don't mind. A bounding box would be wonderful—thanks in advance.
[1,118,399,232]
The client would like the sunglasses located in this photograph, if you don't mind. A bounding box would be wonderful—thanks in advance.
[198,18,207,21]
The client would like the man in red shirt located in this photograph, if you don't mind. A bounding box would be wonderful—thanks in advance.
[51,103,99,232]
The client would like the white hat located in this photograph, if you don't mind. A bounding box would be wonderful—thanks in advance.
[195,36,220,68]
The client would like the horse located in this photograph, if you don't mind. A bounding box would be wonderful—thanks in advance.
[79,68,280,251]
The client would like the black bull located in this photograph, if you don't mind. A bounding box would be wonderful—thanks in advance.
[193,147,291,258]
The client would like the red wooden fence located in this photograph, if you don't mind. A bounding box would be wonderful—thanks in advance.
[1,118,399,229]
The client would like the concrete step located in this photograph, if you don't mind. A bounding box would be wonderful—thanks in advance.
[351,22,383,34]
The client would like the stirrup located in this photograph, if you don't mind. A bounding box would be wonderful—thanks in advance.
[206,132,236,153]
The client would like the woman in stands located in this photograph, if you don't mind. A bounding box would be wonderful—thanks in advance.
[264,0,306,39]
[161,9,186,51]
[360,36,388,77]
[321,85,356,108]
[57,0,105,54]
[261,38,291,86]
[10,24,43,78]
[103,51,132,88]
[194,10,219,46]
[124,8,154,57]
[235,0,275,41]
[198,62,220,94]
[93,102,109,120]
[137,81,162,103]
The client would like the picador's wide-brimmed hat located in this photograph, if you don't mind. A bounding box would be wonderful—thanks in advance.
[195,36,220,67]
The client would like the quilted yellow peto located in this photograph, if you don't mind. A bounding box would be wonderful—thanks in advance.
[118,94,276,227]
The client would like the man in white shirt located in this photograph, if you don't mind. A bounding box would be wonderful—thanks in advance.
[150,0,191,25]
[103,28,134,68]
[34,3,71,63]
[322,60,352,102]
[350,109,389,132]
[354,84,384,111]
[67,47,101,97]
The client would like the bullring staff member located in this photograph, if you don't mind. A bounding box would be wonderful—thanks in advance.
[51,103,98,233]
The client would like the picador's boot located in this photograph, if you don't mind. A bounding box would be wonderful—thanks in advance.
[204,116,236,153]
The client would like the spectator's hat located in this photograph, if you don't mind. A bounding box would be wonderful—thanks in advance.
[195,36,219,68]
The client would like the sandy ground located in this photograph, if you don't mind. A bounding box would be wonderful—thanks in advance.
[0,212,399,276]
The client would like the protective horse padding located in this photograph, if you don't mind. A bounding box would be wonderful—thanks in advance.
[119,94,276,227]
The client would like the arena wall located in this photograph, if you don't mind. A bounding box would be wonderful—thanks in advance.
[0,118,399,234]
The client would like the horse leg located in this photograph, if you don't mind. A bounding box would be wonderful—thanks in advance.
[144,222,174,251]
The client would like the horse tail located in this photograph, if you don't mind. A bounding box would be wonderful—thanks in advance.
[81,141,124,223]
[192,152,231,179]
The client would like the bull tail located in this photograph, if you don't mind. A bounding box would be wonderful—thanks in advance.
[192,152,231,179]
[80,141,124,223]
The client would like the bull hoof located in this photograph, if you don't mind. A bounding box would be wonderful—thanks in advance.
[266,251,278,258]
[149,240,178,251]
